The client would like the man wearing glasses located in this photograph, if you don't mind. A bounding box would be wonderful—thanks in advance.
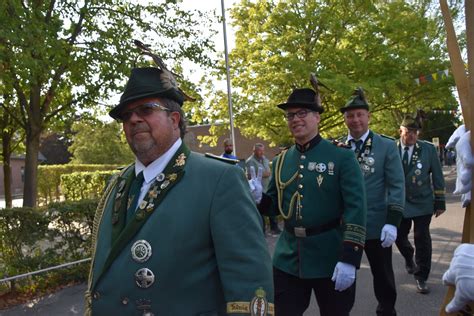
[341,88,405,316]
[258,87,367,315]
[395,115,445,294]
[86,66,274,315]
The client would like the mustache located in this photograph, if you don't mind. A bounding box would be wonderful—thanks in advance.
[131,124,150,136]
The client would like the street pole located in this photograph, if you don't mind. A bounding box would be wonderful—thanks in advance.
[220,0,237,156]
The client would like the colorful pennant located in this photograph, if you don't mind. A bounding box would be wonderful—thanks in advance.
[414,69,450,85]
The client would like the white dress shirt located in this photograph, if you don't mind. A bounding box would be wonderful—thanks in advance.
[133,138,182,210]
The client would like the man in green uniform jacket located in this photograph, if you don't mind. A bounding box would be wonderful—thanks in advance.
[395,115,446,294]
[85,57,274,315]
[257,84,367,316]
[341,88,405,316]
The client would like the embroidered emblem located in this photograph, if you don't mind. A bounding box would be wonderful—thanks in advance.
[415,169,421,175]
[167,173,178,182]
[317,174,324,187]
[328,162,334,175]
[135,268,155,288]
[250,287,269,316]
[308,162,316,171]
[131,240,152,263]
[156,173,165,182]
[315,163,326,173]
[174,153,186,167]
[148,186,159,199]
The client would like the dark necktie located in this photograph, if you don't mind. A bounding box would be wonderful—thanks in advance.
[353,139,363,154]
[402,146,409,173]
[127,171,144,221]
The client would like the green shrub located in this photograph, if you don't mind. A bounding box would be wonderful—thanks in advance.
[0,199,98,296]
[37,164,120,204]
[60,171,117,201]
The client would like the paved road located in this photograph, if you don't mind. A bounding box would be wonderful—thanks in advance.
[0,166,465,315]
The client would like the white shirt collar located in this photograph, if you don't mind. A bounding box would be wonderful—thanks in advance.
[347,129,370,143]
[134,138,182,184]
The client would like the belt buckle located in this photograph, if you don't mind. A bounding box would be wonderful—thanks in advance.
[294,226,306,237]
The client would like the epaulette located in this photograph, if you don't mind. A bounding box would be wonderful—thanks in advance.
[381,134,395,140]
[331,139,351,149]
[204,153,240,165]
[419,139,434,145]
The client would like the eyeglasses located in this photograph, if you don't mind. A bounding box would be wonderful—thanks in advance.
[285,109,314,121]
[117,102,170,122]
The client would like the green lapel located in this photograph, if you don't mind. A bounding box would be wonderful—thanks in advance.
[110,165,135,243]
[94,143,191,288]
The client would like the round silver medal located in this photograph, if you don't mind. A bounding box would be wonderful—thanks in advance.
[135,268,155,288]
[366,157,375,166]
[315,163,327,173]
[415,169,421,175]
[131,240,152,263]
[156,173,165,182]
[417,162,422,169]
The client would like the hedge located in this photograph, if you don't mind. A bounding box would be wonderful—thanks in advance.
[0,199,98,296]
[60,171,118,201]
[37,164,120,204]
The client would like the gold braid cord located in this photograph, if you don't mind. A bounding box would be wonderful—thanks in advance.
[84,164,133,315]
[275,149,300,220]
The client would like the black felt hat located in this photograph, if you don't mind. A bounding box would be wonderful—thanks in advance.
[401,115,422,130]
[277,88,324,113]
[109,67,185,120]
[340,87,369,113]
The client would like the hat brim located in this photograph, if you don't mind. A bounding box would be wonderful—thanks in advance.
[277,102,324,114]
[339,104,369,114]
[109,88,182,120]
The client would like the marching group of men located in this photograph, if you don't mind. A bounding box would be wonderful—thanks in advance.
[86,58,446,316]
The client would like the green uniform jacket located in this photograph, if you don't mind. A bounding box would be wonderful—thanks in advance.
[397,139,446,218]
[266,138,367,279]
[346,131,405,240]
[86,144,274,316]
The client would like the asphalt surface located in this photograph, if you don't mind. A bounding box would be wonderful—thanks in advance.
[0,166,465,316]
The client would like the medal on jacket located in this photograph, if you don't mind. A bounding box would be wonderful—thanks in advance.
[250,287,269,316]
[131,240,152,263]
[317,174,324,187]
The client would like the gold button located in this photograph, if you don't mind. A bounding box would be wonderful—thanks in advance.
[298,184,303,189]
[299,165,304,169]
[299,174,303,179]
[122,297,129,305]
[301,155,306,160]
[300,195,304,198]
[354,246,359,251]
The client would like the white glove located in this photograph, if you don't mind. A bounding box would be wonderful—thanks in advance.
[331,262,356,291]
[443,244,474,313]
[248,166,263,204]
[380,224,397,248]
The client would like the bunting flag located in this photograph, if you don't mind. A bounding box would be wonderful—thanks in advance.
[414,69,450,85]
[432,109,459,114]
[414,64,468,86]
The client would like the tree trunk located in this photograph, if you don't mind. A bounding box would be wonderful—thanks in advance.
[22,128,41,207]
[2,133,12,208]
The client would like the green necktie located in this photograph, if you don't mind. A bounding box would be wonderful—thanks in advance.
[402,147,409,173]
[127,171,144,222]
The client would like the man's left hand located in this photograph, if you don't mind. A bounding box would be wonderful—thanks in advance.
[331,262,356,291]
[380,224,397,248]
[434,209,446,217]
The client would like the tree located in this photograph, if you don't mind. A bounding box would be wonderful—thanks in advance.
[69,120,134,165]
[190,0,460,146]
[0,95,24,208]
[0,0,216,206]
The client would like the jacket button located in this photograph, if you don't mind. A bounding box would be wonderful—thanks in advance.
[354,246,359,251]
[299,165,304,169]
[301,155,306,160]
[92,291,100,300]
[299,174,304,179]
[298,184,303,189]
[122,297,129,305]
